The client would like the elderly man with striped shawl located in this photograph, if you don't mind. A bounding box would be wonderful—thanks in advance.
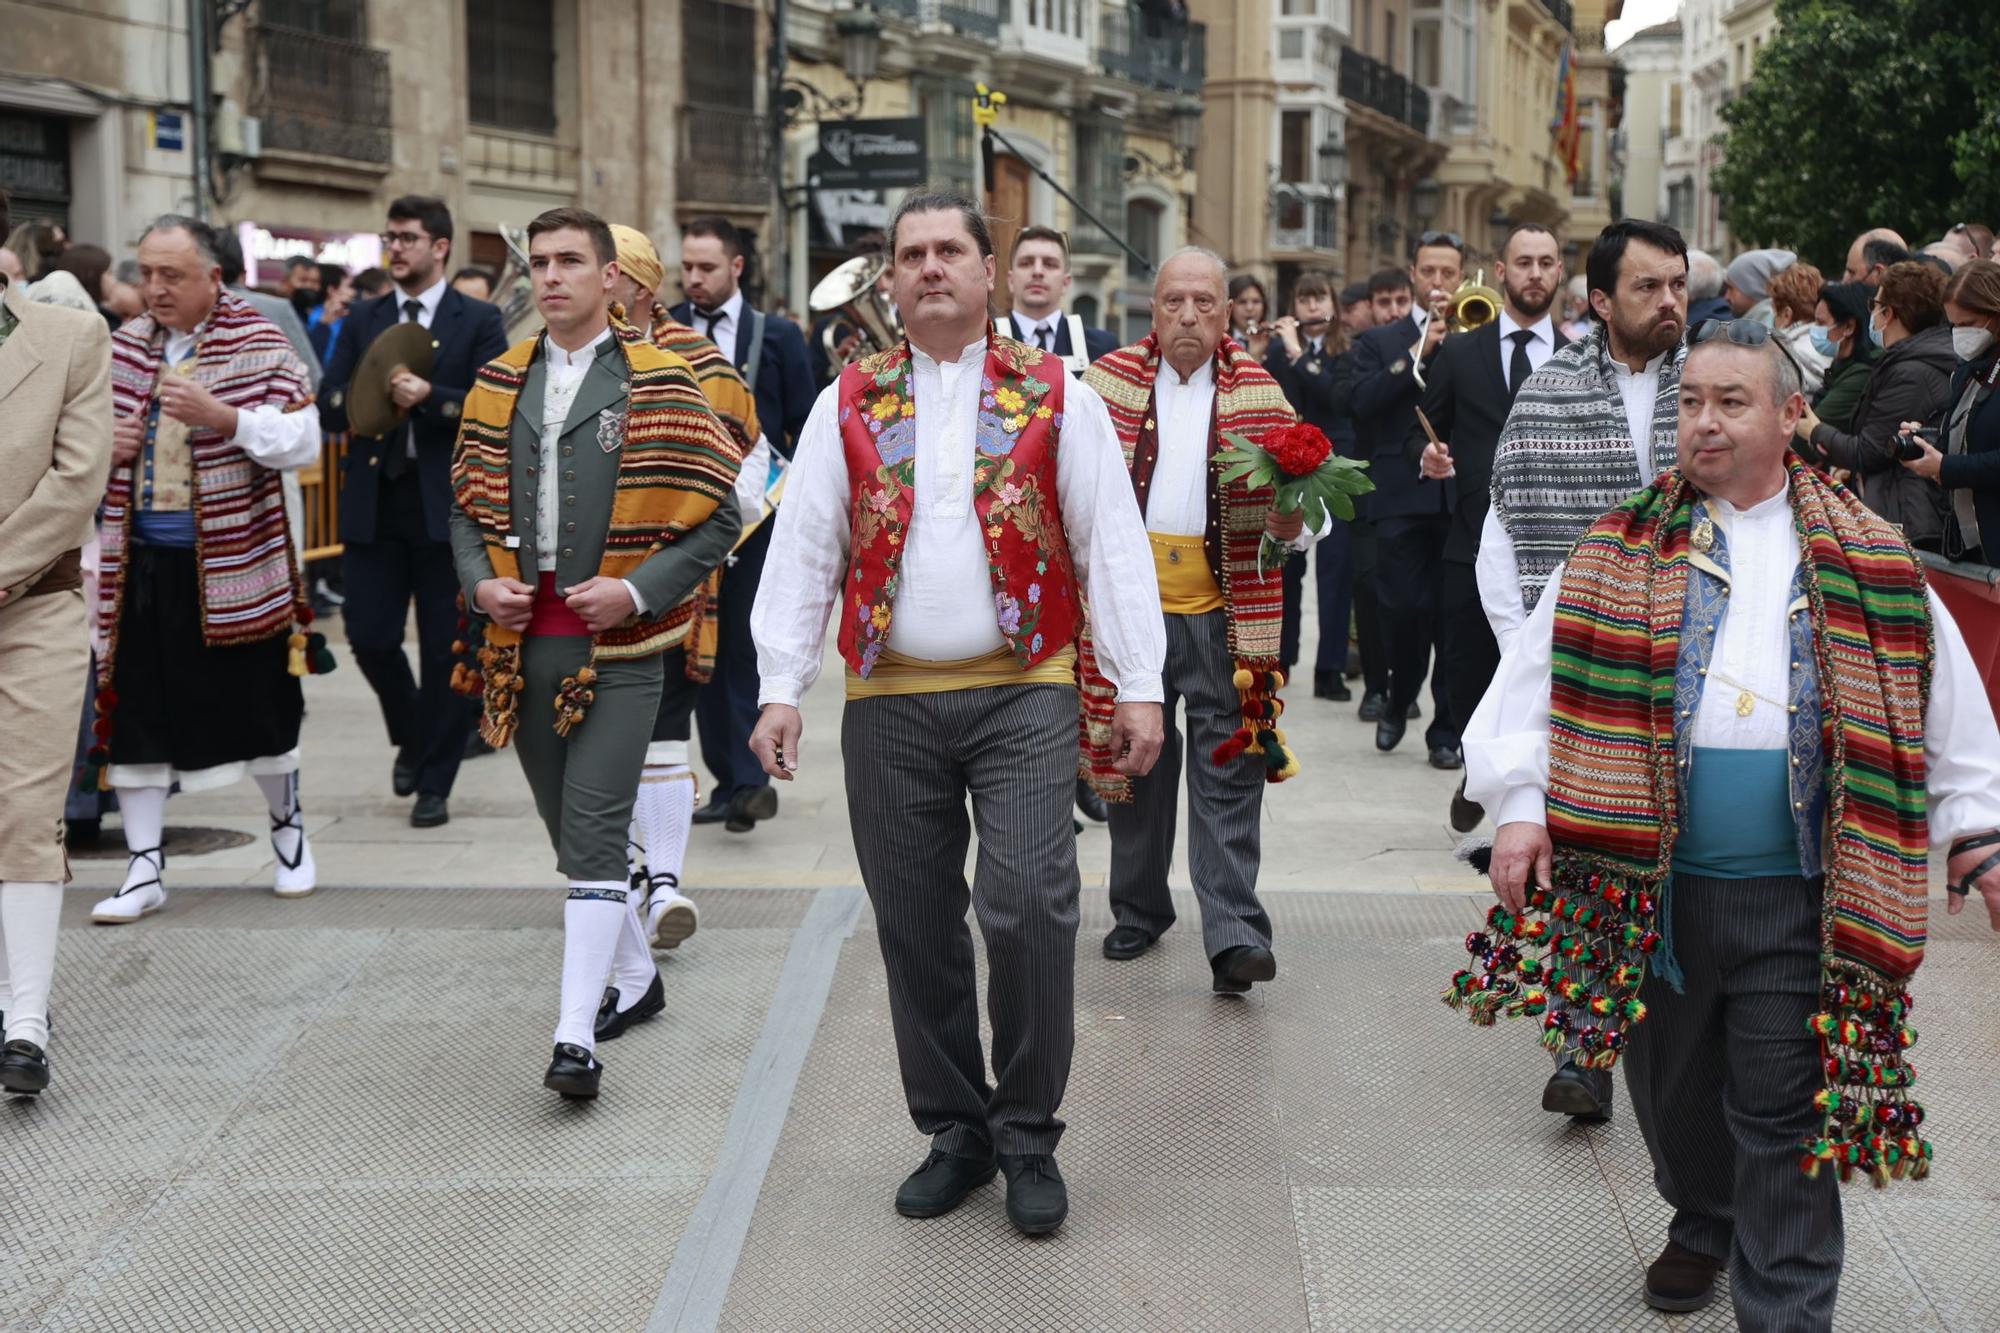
[1456,322,2000,1327]
[1083,247,1319,996]
[88,216,329,927]
[449,209,742,1100]
[749,192,1165,1236]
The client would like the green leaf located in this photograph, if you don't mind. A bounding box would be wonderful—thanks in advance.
[1218,459,1262,486]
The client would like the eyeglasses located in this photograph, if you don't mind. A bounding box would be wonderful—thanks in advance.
[1416,230,1464,250]
[380,230,429,250]
[1691,318,1772,347]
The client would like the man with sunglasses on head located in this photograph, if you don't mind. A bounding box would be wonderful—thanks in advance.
[1478,218,1691,1125]
[1349,230,1466,765]
[320,196,508,828]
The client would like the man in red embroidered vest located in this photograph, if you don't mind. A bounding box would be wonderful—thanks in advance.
[1081,248,1319,996]
[89,216,326,926]
[749,191,1166,1236]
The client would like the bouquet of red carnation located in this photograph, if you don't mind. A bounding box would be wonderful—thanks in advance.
[1212,422,1373,573]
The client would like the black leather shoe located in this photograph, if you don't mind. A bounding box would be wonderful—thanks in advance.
[1428,744,1463,771]
[1542,1060,1614,1121]
[1211,944,1278,994]
[1313,671,1352,701]
[692,796,734,826]
[391,750,418,798]
[894,1148,998,1218]
[1643,1240,1723,1312]
[1406,700,1421,719]
[410,793,450,828]
[1375,714,1407,752]
[1357,691,1386,722]
[1075,779,1109,824]
[544,1043,602,1099]
[996,1152,1068,1235]
[1449,778,1485,834]
[724,785,779,834]
[1102,924,1156,960]
[594,970,666,1043]
[1,1039,50,1095]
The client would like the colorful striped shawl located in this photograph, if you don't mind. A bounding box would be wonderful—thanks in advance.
[1448,457,1941,1187]
[1077,334,1297,798]
[450,316,742,745]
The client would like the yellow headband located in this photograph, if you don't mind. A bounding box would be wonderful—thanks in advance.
[609,224,663,295]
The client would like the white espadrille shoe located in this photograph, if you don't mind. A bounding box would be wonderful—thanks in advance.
[92,850,167,924]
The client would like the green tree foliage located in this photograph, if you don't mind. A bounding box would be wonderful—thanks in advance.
[1713,0,2000,272]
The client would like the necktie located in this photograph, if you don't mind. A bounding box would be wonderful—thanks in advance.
[386,299,423,478]
[402,298,423,323]
[699,308,722,341]
[1035,322,1053,352]
[1508,328,1535,395]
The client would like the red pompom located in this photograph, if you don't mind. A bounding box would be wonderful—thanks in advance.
[1260,423,1334,478]
[96,687,118,711]
[1212,728,1252,765]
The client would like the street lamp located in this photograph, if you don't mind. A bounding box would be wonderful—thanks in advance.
[1317,131,1346,188]
[1170,96,1203,169]
[836,4,883,98]
[1411,176,1440,227]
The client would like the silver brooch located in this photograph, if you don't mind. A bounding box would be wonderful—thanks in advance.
[597,407,624,454]
[1692,516,1715,553]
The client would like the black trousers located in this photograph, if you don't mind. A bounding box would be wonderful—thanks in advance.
[1277,516,1358,678]
[341,471,477,799]
[696,519,773,802]
[1439,559,1500,735]
[1350,515,1388,695]
[1374,512,1453,748]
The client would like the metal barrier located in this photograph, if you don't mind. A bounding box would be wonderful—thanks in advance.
[299,433,346,563]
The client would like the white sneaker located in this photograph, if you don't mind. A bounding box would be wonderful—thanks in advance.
[646,889,698,950]
[93,852,167,924]
[272,810,317,898]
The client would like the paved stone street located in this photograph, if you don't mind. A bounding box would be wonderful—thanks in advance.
[10,610,1999,1331]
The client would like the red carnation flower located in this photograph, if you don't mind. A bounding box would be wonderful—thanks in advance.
[1263,424,1333,478]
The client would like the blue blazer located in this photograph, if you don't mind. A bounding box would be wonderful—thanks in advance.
[667,299,817,456]
[318,287,508,544]
[1348,314,1445,520]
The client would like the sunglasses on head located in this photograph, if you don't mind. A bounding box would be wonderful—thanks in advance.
[1416,230,1464,250]
[1691,318,1772,347]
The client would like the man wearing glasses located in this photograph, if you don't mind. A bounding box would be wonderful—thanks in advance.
[320,196,509,827]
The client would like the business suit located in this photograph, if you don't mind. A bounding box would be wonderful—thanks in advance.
[1350,313,1454,746]
[1405,318,1569,732]
[0,281,113,1074]
[667,297,815,811]
[1265,337,1357,680]
[322,286,508,801]
[1005,312,1117,365]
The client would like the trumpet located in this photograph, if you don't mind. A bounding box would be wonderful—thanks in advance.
[1445,270,1502,333]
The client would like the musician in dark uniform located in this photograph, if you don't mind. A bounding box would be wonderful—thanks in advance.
[319,196,508,827]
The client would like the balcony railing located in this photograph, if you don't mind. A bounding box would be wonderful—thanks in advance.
[1098,7,1206,94]
[677,104,772,208]
[935,0,1002,38]
[872,0,922,18]
[1339,46,1428,136]
[251,23,391,164]
[1544,0,1574,32]
[999,0,1093,65]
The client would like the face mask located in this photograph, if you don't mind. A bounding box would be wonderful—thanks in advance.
[1953,326,1998,361]
[1867,313,1886,349]
[290,288,317,315]
[1808,325,1840,359]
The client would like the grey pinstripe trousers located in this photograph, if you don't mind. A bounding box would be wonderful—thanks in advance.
[1625,873,1841,1332]
[1107,609,1273,960]
[843,682,1080,1158]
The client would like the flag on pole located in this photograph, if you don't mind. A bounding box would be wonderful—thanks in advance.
[1551,41,1582,189]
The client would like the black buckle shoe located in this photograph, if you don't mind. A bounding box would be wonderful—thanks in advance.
[544,1043,602,1099]
[1102,924,1156,961]
[594,971,666,1043]
[1542,1060,1613,1121]
[1,1039,51,1095]
[996,1153,1068,1235]
[1211,944,1278,994]
[894,1148,998,1218]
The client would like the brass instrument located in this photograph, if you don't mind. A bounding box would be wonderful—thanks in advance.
[808,255,901,367]
[1446,270,1502,333]
[496,224,538,342]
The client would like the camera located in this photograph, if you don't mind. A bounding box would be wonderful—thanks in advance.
[1895,426,1940,461]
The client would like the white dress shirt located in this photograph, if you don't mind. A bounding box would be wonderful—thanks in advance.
[1011,309,1060,351]
[1149,359,1328,550]
[534,327,648,613]
[1474,345,1672,650]
[1495,309,1556,387]
[690,288,744,362]
[161,325,321,471]
[1463,481,2000,842]
[752,336,1166,707]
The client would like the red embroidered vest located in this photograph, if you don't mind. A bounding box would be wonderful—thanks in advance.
[835,337,1080,677]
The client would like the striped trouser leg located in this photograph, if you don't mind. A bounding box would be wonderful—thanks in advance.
[844,684,1081,1157]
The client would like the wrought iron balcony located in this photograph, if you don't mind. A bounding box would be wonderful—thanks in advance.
[677,104,772,208]
[250,23,391,164]
[1098,7,1206,95]
[872,0,922,18]
[1339,46,1429,137]
[1544,0,1575,33]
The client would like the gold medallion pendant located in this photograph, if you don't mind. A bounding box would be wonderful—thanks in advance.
[1736,690,1755,717]
[1692,516,1716,553]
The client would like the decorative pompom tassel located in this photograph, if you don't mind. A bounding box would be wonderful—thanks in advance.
[306,631,337,674]
[552,662,600,738]
[1212,727,1253,765]
[287,630,308,677]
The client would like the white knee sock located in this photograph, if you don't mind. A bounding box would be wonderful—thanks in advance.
[609,898,657,1011]
[632,758,695,896]
[555,889,627,1050]
[115,784,170,892]
[254,772,304,865]
[1,881,63,1047]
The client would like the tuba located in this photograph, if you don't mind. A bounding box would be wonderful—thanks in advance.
[1447,269,1502,333]
[495,224,539,342]
[808,254,900,368]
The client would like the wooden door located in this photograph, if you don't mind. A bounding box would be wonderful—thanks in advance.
[988,153,1034,314]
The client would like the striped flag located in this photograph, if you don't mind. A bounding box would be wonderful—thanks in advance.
[1551,41,1582,188]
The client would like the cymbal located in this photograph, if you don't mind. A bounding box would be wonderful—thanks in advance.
[344,320,437,439]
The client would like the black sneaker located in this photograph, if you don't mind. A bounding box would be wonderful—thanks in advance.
[1,1039,51,1095]
[544,1043,602,1099]
[894,1148,998,1218]
[594,971,666,1043]
[997,1152,1068,1235]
